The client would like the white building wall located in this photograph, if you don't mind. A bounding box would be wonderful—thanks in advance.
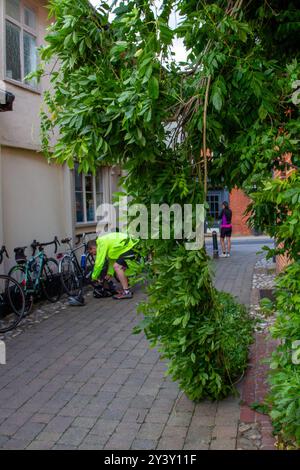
[0,0,120,274]
[0,146,73,270]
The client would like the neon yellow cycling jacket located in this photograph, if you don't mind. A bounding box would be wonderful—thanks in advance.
[91,232,138,281]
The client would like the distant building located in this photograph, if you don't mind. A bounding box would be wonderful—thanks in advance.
[206,187,252,236]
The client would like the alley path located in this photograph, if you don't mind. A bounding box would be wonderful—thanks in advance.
[0,238,272,450]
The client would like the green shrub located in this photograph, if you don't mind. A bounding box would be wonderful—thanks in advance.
[135,247,254,401]
[266,262,300,446]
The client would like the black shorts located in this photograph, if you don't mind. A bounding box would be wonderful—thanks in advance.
[220,227,232,239]
[115,250,137,269]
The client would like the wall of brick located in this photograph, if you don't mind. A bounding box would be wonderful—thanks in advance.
[276,252,291,274]
[229,188,252,236]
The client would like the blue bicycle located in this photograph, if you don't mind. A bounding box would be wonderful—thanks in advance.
[8,237,61,314]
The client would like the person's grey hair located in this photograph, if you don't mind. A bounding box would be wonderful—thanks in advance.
[87,239,97,250]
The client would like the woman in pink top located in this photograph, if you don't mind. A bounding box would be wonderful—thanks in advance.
[220,201,232,257]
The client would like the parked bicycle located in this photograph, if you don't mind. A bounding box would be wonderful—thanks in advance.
[8,237,61,314]
[0,246,26,333]
[59,233,95,297]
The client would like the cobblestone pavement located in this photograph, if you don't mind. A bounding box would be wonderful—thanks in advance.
[0,240,272,450]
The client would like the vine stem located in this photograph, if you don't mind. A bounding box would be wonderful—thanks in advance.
[203,75,211,199]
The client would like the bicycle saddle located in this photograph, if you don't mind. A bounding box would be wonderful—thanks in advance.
[61,238,72,244]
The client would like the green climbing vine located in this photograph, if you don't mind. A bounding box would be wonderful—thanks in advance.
[35,0,300,418]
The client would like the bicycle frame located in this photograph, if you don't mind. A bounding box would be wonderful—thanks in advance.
[21,250,48,294]
[59,236,95,298]
[61,239,93,276]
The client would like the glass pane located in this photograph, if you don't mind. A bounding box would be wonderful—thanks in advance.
[24,7,36,29]
[96,171,103,207]
[86,193,95,222]
[76,192,84,223]
[5,21,21,81]
[85,175,93,193]
[23,31,37,84]
[6,0,20,21]
[75,170,83,191]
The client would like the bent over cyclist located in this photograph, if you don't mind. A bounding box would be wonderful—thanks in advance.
[88,232,139,299]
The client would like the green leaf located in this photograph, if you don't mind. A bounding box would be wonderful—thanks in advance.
[258,105,268,120]
[211,88,223,112]
[148,76,159,99]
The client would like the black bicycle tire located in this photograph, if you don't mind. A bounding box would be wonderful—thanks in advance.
[85,253,95,282]
[0,274,26,333]
[59,255,82,296]
[42,258,61,303]
[8,265,34,315]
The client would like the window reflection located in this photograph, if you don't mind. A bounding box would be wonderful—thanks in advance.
[24,7,36,29]
[6,21,21,81]
[23,31,37,85]
[76,192,84,223]
[6,0,20,21]
[74,167,103,224]
[86,194,95,222]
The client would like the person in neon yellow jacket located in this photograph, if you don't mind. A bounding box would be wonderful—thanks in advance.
[88,232,139,299]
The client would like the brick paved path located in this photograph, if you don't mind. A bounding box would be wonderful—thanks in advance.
[239,332,277,450]
[0,240,271,450]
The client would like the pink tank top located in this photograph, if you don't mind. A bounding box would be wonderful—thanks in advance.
[221,212,232,228]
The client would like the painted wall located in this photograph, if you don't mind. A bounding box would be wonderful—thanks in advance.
[0,1,120,273]
[0,146,73,271]
[0,0,50,151]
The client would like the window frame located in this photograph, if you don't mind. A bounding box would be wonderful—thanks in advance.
[207,192,221,222]
[4,0,39,91]
[74,169,104,226]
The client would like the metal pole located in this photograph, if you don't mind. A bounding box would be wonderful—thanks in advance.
[212,231,219,259]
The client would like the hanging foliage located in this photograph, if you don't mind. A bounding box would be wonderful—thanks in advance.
[36,0,299,410]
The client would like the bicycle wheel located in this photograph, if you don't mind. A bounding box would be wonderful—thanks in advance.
[0,275,26,333]
[59,255,82,296]
[42,258,61,303]
[8,265,34,314]
[85,253,95,282]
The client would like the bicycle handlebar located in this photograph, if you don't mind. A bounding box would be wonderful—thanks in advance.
[31,236,61,256]
[0,245,9,265]
[75,232,95,245]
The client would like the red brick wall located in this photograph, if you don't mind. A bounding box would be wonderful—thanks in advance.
[276,252,291,274]
[229,188,252,236]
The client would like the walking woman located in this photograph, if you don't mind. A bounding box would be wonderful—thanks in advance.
[220,201,232,257]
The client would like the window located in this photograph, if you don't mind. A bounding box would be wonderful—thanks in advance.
[207,193,221,221]
[5,0,38,87]
[75,167,104,224]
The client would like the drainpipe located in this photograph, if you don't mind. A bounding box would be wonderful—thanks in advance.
[0,144,4,274]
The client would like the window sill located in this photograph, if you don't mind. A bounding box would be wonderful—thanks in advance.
[4,78,41,95]
[75,222,97,229]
